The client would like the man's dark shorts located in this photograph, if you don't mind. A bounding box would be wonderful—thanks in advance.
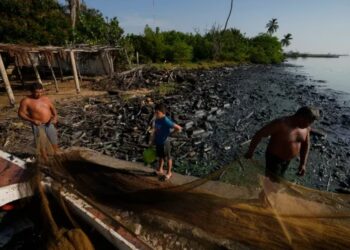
[156,140,171,159]
[265,151,290,181]
[32,122,58,146]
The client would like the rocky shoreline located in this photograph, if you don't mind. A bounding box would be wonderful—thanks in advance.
[1,64,349,192]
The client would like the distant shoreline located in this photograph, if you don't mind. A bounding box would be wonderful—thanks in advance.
[285,52,349,58]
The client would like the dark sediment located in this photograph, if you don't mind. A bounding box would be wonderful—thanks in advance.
[1,64,349,192]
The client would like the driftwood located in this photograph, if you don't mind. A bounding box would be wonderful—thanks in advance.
[116,65,144,77]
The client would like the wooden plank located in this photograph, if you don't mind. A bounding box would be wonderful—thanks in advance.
[55,54,64,81]
[75,53,83,83]
[28,53,43,85]
[124,48,132,67]
[14,56,25,88]
[0,53,15,106]
[45,54,59,92]
[99,52,109,76]
[69,50,80,94]
[106,51,114,78]
[44,180,152,250]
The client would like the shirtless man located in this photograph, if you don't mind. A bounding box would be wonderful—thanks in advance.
[18,83,59,154]
[245,106,320,181]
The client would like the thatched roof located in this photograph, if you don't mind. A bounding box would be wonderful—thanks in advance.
[0,43,121,66]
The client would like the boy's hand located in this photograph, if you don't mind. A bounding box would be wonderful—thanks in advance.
[173,124,182,133]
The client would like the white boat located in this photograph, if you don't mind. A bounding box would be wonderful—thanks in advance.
[0,150,32,207]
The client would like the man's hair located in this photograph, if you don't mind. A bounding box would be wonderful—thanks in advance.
[295,106,320,121]
[30,83,43,92]
[155,103,166,114]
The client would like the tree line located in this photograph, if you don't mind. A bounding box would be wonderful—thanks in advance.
[0,0,292,65]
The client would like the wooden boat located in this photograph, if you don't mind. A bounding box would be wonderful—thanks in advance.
[2,148,350,249]
[0,149,150,250]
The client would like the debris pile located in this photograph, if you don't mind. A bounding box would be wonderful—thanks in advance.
[91,66,198,91]
[1,64,349,189]
[58,66,284,176]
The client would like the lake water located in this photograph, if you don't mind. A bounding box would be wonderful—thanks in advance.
[286,56,350,95]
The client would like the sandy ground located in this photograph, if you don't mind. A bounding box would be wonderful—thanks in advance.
[0,80,107,119]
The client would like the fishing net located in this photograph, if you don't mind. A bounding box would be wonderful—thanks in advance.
[43,147,350,250]
[32,127,350,249]
[30,128,94,250]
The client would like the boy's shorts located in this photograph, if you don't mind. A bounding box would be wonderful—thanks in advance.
[156,140,172,159]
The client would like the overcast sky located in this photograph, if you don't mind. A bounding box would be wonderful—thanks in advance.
[68,0,350,54]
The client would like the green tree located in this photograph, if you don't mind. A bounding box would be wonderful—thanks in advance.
[266,18,279,35]
[143,25,166,62]
[281,33,293,47]
[188,33,213,61]
[0,0,71,45]
[106,17,124,46]
[250,33,283,64]
[219,28,250,61]
[75,6,123,45]
[172,40,193,62]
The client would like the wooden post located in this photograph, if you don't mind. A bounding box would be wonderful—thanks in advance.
[14,56,24,88]
[75,52,83,83]
[55,54,64,81]
[124,48,131,67]
[45,54,59,92]
[99,52,109,76]
[106,51,114,78]
[29,53,43,85]
[69,50,80,94]
[0,53,15,106]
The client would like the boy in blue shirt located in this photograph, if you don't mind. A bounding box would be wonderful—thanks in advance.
[154,103,182,180]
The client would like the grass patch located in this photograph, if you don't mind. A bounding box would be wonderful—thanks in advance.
[149,60,239,71]
[154,82,177,96]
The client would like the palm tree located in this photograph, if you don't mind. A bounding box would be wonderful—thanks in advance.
[281,33,293,47]
[266,18,279,35]
[66,0,81,29]
[223,0,234,32]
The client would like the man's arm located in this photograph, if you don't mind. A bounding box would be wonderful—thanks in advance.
[298,130,310,176]
[18,99,40,125]
[245,120,280,159]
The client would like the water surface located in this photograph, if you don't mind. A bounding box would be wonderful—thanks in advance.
[286,56,350,95]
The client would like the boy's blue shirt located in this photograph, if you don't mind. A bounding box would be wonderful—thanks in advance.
[155,116,175,145]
